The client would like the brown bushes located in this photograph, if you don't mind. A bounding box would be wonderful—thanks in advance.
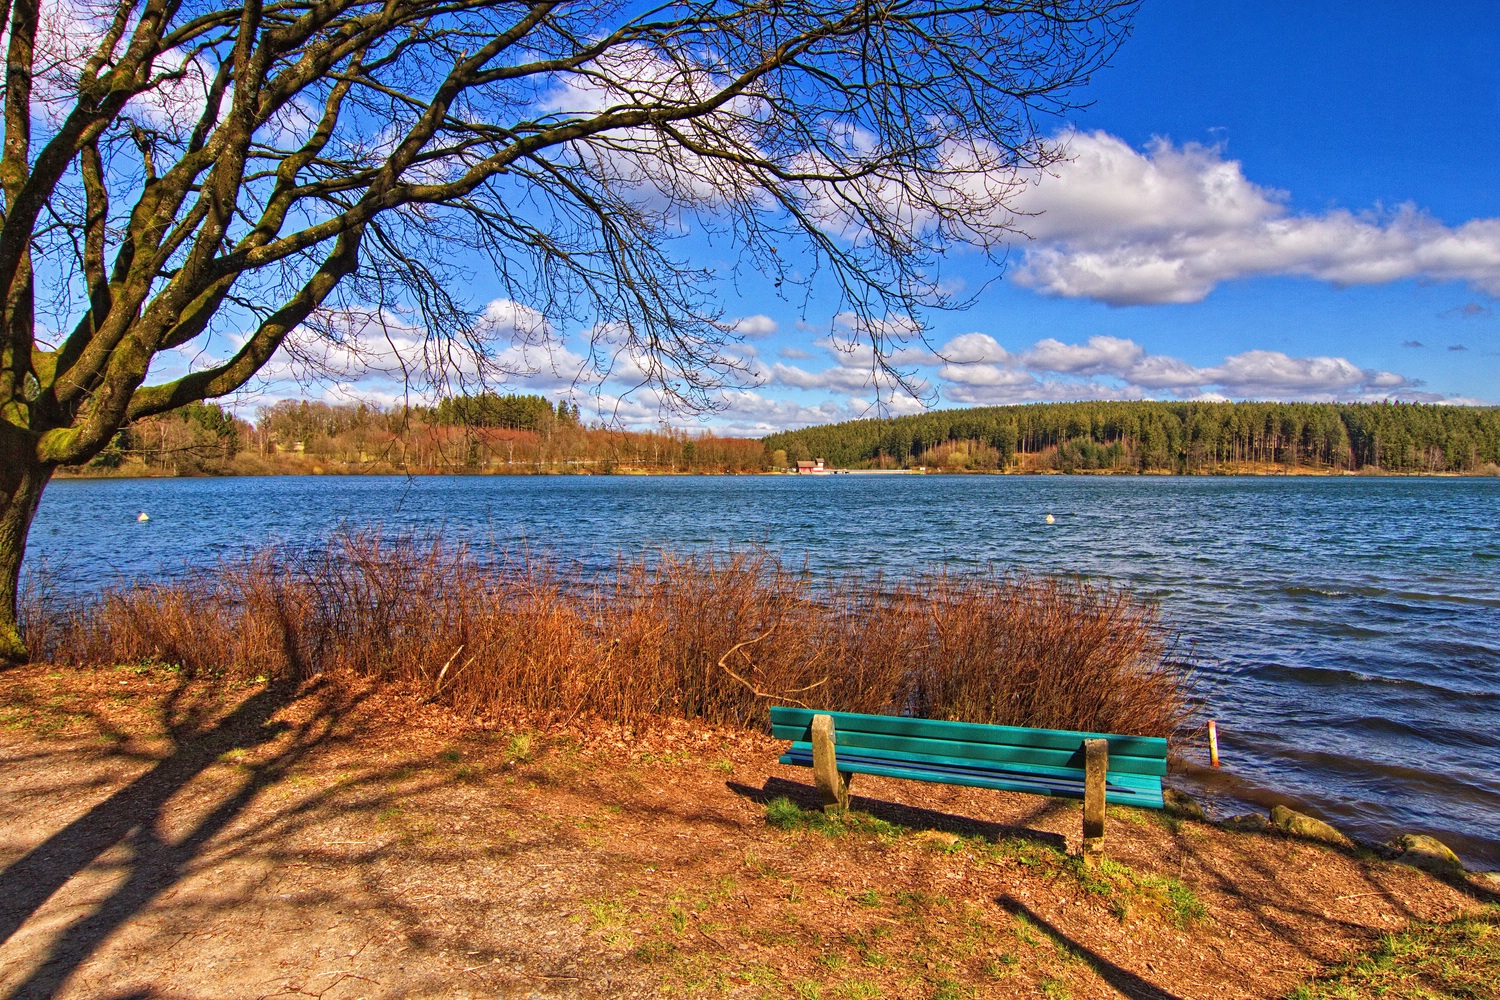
[24,532,1191,739]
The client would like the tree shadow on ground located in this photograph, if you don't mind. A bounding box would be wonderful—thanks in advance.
[0,673,362,1000]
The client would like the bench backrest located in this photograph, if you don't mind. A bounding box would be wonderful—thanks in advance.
[769,706,1168,781]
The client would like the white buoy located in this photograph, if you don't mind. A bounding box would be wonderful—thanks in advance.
[136,512,150,522]
[1045,513,1055,524]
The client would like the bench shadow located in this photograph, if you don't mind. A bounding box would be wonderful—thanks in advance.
[995,895,1186,1000]
[728,777,1070,854]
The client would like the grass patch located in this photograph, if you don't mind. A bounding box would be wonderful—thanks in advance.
[993,836,1066,869]
[763,797,903,839]
[1058,855,1208,928]
[1287,908,1500,1000]
[1039,976,1072,1000]
[583,898,634,948]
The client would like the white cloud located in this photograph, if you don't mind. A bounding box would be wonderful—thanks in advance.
[930,334,1433,403]
[1008,130,1500,305]
[538,43,771,214]
[230,299,586,408]
[708,392,854,435]
[937,333,1009,364]
[935,363,1034,388]
[1202,350,1366,395]
[770,362,877,393]
[1019,335,1145,376]
[730,314,778,338]
[944,379,1143,407]
[480,298,551,342]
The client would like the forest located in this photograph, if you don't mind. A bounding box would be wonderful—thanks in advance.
[763,400,1500,474]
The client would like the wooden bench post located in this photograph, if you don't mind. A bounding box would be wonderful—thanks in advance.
[1082,738,1108,855]
[811,714,852,812]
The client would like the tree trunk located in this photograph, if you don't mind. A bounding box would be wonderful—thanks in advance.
[0,427,52,666]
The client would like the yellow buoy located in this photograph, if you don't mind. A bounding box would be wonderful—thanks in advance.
[1045,513,1055,524]
[137,512,150,522]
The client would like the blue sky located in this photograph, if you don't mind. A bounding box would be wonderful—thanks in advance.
[238,2,1500,432]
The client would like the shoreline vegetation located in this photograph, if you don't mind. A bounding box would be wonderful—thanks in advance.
[54,398,1500,480]
[21,532,1189,739]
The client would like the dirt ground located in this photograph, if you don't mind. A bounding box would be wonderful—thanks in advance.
[1,664,1494,1000]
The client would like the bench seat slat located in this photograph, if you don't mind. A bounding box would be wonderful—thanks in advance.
[780,741,1164,793]
[778,750,1165,809]
[771,726,1167,777]
[770,707,1167,760]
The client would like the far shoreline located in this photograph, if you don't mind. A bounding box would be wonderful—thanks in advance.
[50,461,1500,481]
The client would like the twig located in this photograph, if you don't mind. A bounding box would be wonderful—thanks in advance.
[423,645,472,703]
[714,628,828,707]
[695,922,727,950]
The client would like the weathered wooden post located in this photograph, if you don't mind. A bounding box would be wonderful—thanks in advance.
[811,713,852,812]
[1082,738,1108,856]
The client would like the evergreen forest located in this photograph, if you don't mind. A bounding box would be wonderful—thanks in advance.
[763,401,1500,474]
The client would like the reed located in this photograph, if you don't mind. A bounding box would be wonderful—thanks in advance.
[24,532,1191,739]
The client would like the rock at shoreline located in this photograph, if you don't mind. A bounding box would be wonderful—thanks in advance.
[1270,805,1354,848]
[1393,834,1464,876]
[1163,788,1207,820]
[1221,813,1270,833]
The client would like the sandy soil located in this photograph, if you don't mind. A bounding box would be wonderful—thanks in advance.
[1,664,1494,1000]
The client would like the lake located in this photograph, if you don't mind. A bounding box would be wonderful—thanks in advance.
[23,473,1500,868]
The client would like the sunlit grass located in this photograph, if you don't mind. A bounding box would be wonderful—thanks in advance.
[1287,908,1500,1000]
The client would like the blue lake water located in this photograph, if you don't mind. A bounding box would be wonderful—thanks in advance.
[24,473,1500,868]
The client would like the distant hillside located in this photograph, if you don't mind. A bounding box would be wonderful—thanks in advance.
[762,400,1500,475]
[65,394,767,477]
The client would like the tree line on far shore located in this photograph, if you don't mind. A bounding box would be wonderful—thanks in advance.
[73,394,765,476]
[763,400,1500,474]
[69,397,1500,479]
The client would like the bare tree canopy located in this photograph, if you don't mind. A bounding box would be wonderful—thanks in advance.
[0,0,1138,662]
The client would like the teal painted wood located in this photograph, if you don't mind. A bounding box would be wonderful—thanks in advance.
[769,705,1168,810]
[770,726,1167,777]
[769,707,1167,760]
[776,751,1165,809]
[779,741,1164,793]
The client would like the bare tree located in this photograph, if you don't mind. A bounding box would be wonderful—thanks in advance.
[0,0,1136,663]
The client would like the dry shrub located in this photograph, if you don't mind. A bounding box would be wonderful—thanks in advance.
[32,532,1191,739]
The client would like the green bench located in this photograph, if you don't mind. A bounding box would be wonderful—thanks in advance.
[769,706,1168,850]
